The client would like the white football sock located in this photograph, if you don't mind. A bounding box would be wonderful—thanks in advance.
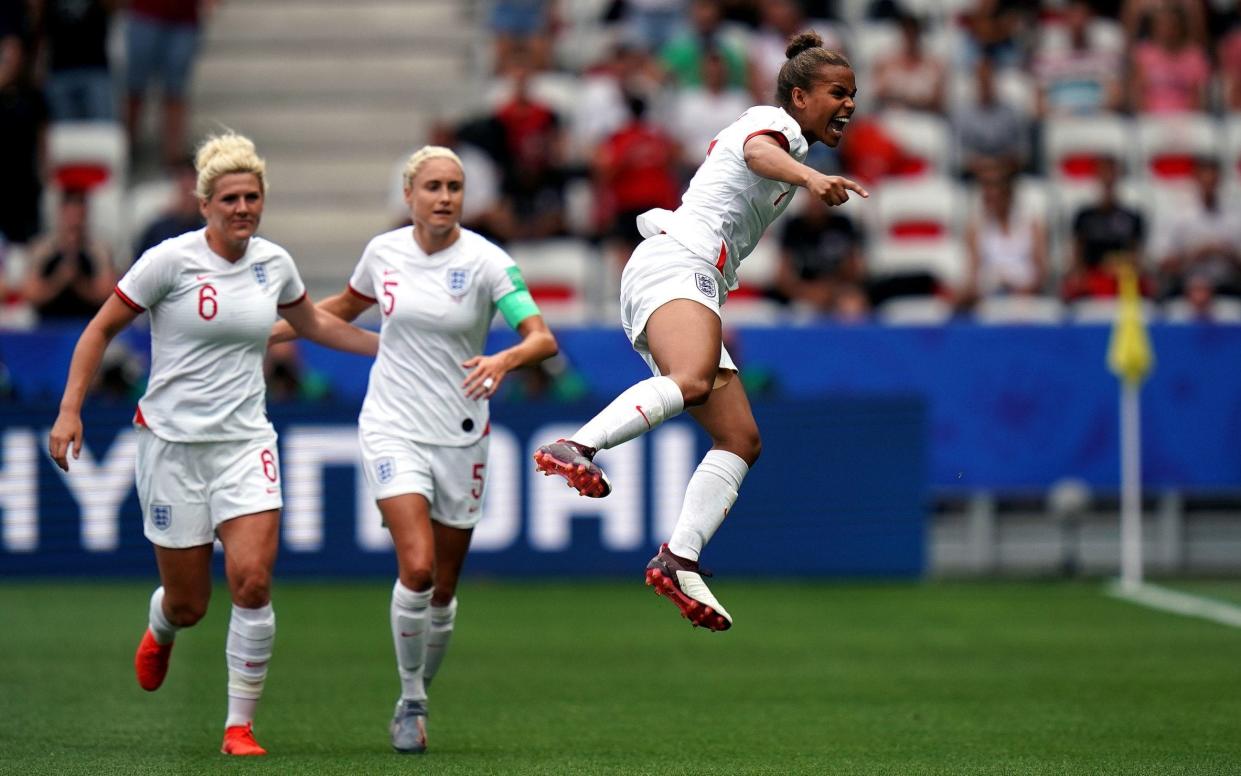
[225,603,275,728]
[667,449,749,562]
[573,375,685,451]
[391,581,432,703]
[424,597,458,690]
[148,586,180,645]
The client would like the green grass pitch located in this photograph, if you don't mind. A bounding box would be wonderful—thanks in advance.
[1,579,1239,775]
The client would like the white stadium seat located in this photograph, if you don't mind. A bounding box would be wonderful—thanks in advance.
[505,239,599,325]
[1043,115,1133,182]
[877,109,954,178]
[870,177,965,289]
[1134,113,1220,184]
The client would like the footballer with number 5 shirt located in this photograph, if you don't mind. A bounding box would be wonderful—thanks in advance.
[48,133,379,757]
[534,31,867,632]
[269,145,557,755]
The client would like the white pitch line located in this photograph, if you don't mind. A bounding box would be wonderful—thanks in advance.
[1107,581,1241,629]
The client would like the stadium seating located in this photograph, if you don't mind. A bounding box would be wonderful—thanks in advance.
[876,109,954,178]
[45,121,128,253]
[504,239,598,325]
[870,177,965,289]
[1043,115,1133,183]
[1134,113,1220,184]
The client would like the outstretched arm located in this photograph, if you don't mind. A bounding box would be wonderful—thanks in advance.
[462,314,558,400]
[270,288,374,345]
[278,293,379,356]
[743,134,868,206]
[49,294,141,471]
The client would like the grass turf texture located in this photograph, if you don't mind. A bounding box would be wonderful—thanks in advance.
[1,580,1239,775]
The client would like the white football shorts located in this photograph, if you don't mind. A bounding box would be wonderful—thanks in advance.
[135,426,283,549]
[619,233,737,377]
[359,428,490,529]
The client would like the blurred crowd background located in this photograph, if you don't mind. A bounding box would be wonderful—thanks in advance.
[1,0,1241,393]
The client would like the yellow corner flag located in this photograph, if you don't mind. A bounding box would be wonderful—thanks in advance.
[1107,264,1154,385]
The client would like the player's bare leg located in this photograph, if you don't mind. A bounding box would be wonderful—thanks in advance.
[218,509,280,756]
[382,494,436,754]
[426,521,471,690]
[139,544,213,690]
[534,299,715,496]
[644,309,756,631]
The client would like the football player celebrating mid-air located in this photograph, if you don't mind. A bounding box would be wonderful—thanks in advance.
[534,31,866,632]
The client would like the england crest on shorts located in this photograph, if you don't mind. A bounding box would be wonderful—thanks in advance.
[694,272,717,299]
[152,504,172,531]
[446,267,472,297]
[252,263,269,288]
[375,457,395,484]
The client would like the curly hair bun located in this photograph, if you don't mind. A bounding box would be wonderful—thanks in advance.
[785,31,823,59]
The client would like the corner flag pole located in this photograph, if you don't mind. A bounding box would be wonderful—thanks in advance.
[1107,265,1154,592]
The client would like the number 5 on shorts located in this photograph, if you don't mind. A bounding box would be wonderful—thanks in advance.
[470,463,485,500]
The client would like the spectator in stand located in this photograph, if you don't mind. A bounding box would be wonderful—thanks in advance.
[0,32,46,247]
[594,93,682,268]
[872,12,947,115]
[1122,0,1206,47]
[769,194,868,319]
[264,341,329,403]
[568,41,664,167]
[1034,0,1124,117]
[40,0,115,121]
[1156,157,1241,300]
[660,0,749,90]
[1062,155,1148,299]
[622,0,687,55]
[669,47,750,176]
[134,156,204,258]
[125,0,211,165]
[490,48,568,241]
[1128,3,1210,114]
[489,0,552,73]
[955,56,1030,179]
[22,189,116,321]
[962,159,1048,306]
[959,0,1032,69]
[747,0,843,104]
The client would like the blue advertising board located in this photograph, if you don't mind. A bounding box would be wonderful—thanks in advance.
[0,399,927,578]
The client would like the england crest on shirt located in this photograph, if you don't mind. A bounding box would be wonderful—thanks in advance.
[375,457,395,484]
[151,504,172,531]
[446,267,472,297]
[252,263,269,288]
[694,272,717,299]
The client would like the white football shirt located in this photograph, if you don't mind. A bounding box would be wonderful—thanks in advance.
[637,104,809,291]
[116,229,306,442]
[348,227,529,447]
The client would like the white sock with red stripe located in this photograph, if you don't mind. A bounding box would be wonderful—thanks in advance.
[667,450,749,562]
[391,581,432,702]
[148,586,180,644]
[573,376,684,451]
[225,603,275,728]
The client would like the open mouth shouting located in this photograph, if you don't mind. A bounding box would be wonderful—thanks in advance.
[826,114,851,143]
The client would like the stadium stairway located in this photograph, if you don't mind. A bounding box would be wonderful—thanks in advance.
[189,0,479,297]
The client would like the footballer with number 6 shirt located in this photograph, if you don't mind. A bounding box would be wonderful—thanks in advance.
[270,145,557,755]
[48,133,379,757]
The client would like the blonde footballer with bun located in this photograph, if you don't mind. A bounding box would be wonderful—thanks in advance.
[49,131,380,756]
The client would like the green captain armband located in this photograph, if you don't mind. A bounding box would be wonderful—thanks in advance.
[497,266,541,328]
